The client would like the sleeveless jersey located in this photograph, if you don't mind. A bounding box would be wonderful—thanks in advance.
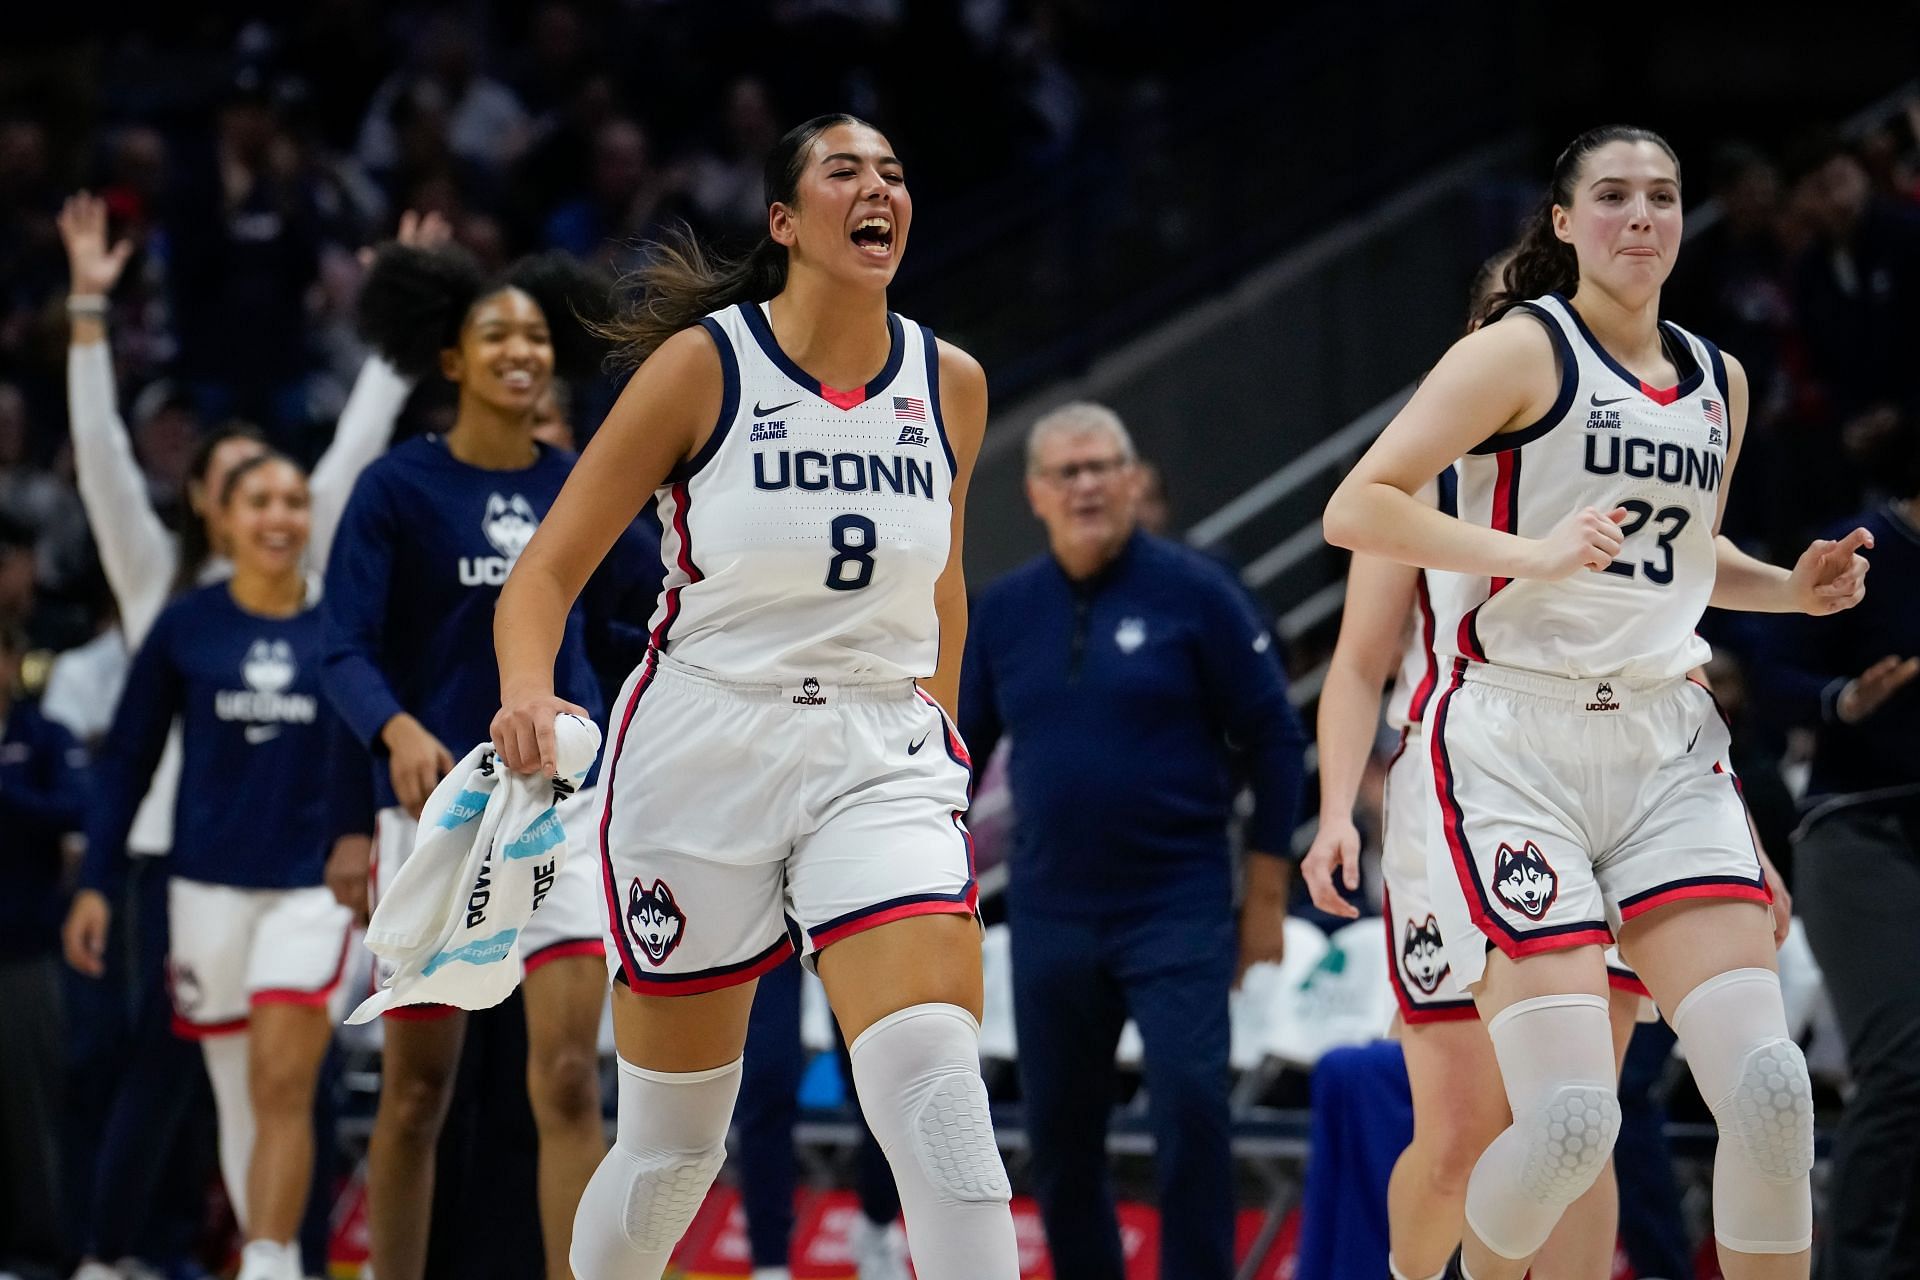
[647,302,954,682]
[1428,292,1728,681]
[1384,470,1456,730]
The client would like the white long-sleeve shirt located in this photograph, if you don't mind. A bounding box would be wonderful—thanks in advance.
[67,339,411,852]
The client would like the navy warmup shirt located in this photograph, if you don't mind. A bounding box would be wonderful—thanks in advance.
[321,436,608,809]
[84,584,335,893]
[961,530,1307,916]
[0,703,86,959]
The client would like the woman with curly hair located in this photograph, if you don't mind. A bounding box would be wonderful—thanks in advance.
[320,241,619,1280]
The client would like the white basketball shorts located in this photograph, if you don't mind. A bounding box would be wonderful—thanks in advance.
[1424,661,1766,992]
[1382,726,1648,1019]
[166,877,353,1036]
[597,649,978,996]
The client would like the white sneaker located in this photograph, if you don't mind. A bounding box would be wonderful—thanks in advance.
[848,1215,911,1280]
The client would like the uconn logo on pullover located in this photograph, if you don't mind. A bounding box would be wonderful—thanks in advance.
[215,639,319,729]
[459,493,540,586]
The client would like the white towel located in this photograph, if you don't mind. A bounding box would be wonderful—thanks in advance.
[347,714,602,1023]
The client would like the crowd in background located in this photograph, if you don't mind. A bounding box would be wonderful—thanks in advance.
[3,5,1920,1278]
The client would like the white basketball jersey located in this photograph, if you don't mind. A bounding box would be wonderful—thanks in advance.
[1384,473,1454,731]
[1428,293,1728,681]
[645,302,954,682]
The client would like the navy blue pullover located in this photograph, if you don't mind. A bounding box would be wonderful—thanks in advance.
[960,531,1307,916]
[84,585,334,894]
[0,702,86,959]
[321,436,607,809]
[1756,503,1920,805]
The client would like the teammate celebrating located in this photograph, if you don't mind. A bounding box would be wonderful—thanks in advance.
[66,453,350,1280]
[1324,126,1868,1280]
[491,114,1019,1277]
[322,244,617,1280]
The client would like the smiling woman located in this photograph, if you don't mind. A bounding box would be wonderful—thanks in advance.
[486,113,1019,1278]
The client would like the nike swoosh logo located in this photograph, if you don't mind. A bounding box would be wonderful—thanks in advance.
[754,398,801,417]
[1591,393,1634,407]
[1686,727,1701,752]
[907,733,930,755]
[244,725,281,745]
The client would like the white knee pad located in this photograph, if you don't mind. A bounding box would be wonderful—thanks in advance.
[569,1055,740,1279]
[1464,993,1621,1260]
[850,1003,1011,1205]
[1672,968,1814,1255]
[848,1004,1018,1279]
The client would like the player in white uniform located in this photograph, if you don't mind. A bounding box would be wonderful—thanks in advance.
[491,115,1018,1278]
[1305,467,1650,1280]
[1324,127,1869,1280]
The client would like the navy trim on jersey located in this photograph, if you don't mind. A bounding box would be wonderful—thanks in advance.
[921,324,957,479]
[738,303,907,407]
[614,933,794,990]
[1550,291,1705,403]
[1437,464,1459,517]
[1470,303,1576,454]
[1700,332,1730,403]
[666,317,742,485]
[1616,871,1770,917]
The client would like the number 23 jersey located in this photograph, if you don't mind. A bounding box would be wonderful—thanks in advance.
[1429,292,1730,681]
[646,301,955,682]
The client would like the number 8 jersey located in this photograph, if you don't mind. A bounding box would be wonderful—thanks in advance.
[645,301,955,682]
[1429,292,1730,681]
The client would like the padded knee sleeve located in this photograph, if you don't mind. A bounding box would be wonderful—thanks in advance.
[1463,993,1620,1261]
[848,1004,1018,1278]
[569,1056,740,1280]
[1672,968,1814,1255]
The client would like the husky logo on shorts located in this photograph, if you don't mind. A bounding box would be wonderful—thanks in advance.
[243,639,296,693]
[482,493,540,560]
[170,961,203,1015]
[625,878,685,965]
[1587,680,1620,713]
[793,676,827,706]
[1493,841,1559,920]
[1402,915,1448,994]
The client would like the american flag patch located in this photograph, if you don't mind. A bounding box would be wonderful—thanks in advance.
[893,396,927,421]
[1703,399,1724,425]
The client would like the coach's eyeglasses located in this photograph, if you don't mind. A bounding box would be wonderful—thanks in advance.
[1032,455,1132,486]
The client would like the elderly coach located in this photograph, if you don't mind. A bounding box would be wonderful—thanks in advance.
[959,402,1307,1280]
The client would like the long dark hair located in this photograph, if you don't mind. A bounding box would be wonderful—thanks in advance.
[174,423,268,597]
[598,113,874,368]
[1474,125,1681,328]
[356,244,613,383]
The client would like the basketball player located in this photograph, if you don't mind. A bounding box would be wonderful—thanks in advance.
[490,114,1019,1277]
[322,245,619,1280]
[65,453,351,1280]
[1322,126,1869,1280]
[59,194,429,1268]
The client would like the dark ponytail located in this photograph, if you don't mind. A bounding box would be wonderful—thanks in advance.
[1474,124,1681,328]
[598,113,874,368]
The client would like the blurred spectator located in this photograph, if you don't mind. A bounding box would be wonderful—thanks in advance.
[960,402,1306,1280]
[1759,483,1920,1280]
[0,381,87,586]
[166,72,324,437]
[0,621,88,1280]
[685,78,783,243]
[541,117,688,269]
[355,15,531,186]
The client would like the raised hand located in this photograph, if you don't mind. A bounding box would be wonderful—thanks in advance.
[1788,527,1872,616]
[357,208,454,267]
[57,192,135,297]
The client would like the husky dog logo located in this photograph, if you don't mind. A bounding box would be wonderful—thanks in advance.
[793,676,827,706]
[625,879,685,965]
[1402,915,1448,995]
[243,639,296,693]
[170,961,203,1015]
[1493,841,1558,920]
[1115,617,1147,654]
[482,492,540,561]
[1586,680,1620,712]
